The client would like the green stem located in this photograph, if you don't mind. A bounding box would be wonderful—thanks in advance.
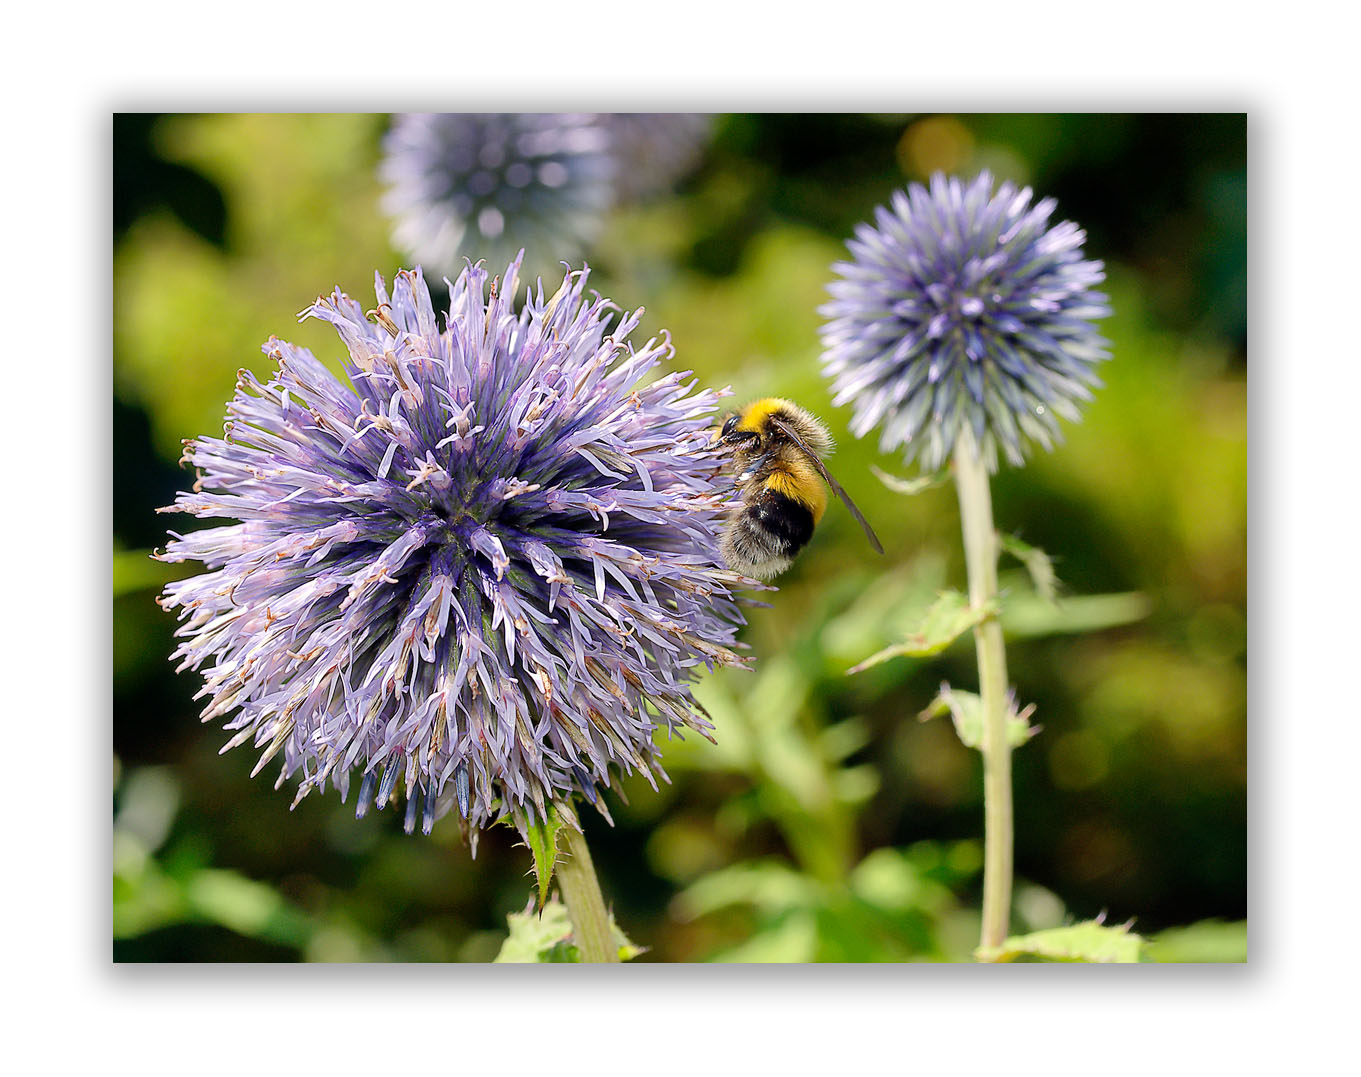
[953,430,1014,958]
[557,825,619,963]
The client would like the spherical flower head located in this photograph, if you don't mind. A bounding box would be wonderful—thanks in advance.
[602,113,712,203]
[819,171,1111,472]
[157,256,748,846]
[380,114,615,281]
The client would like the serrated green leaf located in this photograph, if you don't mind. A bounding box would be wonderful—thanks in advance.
[847,591,995,673]
[513,803,565,910]
[918,683,1038,750]
[976,919,1145,963]
[494,897,644,963]
[998,532,1059,605]
[870,465,949,497]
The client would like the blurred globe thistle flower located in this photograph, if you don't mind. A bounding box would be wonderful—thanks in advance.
[601,113,712,203]
[381,114,615,280]
[819,171,1111,472]
[157,257,748,847]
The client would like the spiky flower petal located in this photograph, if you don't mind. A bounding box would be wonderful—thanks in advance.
[819,171,1111,472]
[158,257,747,845]
[381,114,615,280]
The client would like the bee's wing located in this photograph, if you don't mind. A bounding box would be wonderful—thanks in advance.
[771,416,884,554]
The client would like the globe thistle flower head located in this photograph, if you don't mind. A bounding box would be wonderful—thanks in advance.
[157,256,749,846]
[602,113,712,203]
[381,114,615,281]
[819,171,1111,472]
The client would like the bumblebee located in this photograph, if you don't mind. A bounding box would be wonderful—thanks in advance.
[716,397,883,579]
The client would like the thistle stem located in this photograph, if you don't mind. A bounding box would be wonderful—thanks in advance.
[557,825,619,963]
[953,430,1014,958]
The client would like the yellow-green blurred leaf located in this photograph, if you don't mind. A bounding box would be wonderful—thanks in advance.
[674,860,818,920]
[1001,586,1152,639]
[977,919,1145,963]
[708,910,818,963]
[494,897,643,963]
[113,766,180,852]
[112,836,186,939]
[496,899,576,963]
[998,532,1059,604]
[1145,919,1246,963]
[849,848,931,914]
[870,465,948,496]
[184,869,314,947]
[848,590,995,673]
[919,684,1037,751]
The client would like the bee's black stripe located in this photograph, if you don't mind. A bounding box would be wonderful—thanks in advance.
[750,489,815,555]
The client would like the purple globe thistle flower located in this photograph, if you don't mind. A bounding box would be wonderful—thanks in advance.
[157,256,748,846]
[380,114,615,280]
[601,113,712,203]
[819,171,1111,472]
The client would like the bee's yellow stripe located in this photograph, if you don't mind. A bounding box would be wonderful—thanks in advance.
[766,461,827,524]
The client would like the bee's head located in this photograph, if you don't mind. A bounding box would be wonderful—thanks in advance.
[718,410,760,452]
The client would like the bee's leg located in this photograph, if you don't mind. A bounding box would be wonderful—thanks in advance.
[736,449,777,484]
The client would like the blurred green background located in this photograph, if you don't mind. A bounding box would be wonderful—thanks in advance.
[113,113,1246,962]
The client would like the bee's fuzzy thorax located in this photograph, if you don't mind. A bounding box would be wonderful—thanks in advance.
[737,397,835,456]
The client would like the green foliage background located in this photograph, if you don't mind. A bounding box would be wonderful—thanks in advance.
[112,113,1246,962]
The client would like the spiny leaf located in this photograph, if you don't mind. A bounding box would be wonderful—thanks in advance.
[847,590,995,673]
[870,465,949,496]
[918,682,1038,751]
[998,532,1058,605]
[511,802,565,910]
[976,918,1145,963]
